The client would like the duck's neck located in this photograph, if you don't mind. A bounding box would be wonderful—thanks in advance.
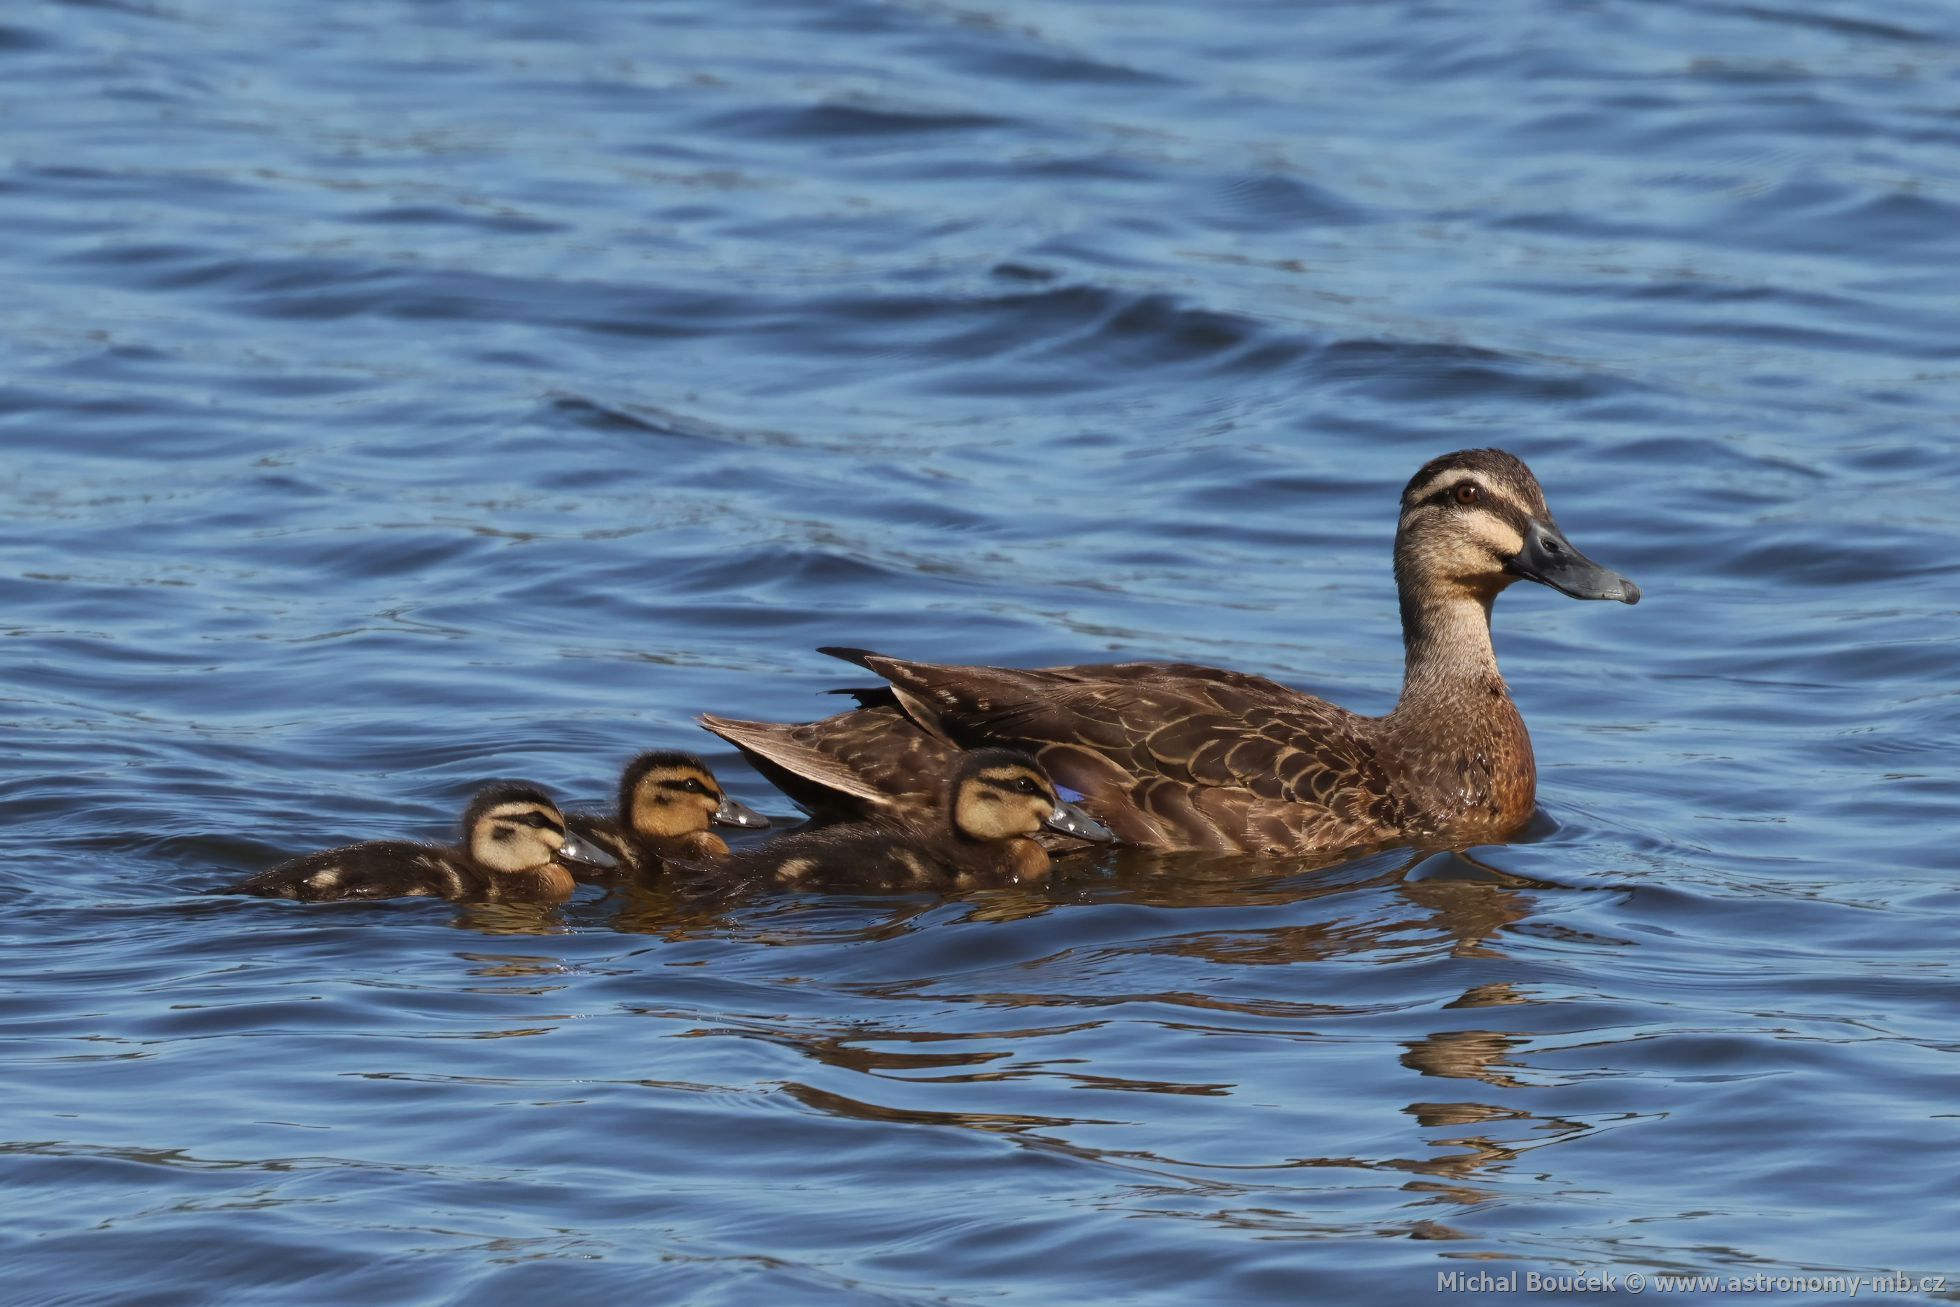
[1395,588,1504,711]
[1383,586,1537,836]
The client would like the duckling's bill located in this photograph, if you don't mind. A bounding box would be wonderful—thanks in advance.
[713,794,770,829]
[1045,800,1115,843]
[557,833,619,869]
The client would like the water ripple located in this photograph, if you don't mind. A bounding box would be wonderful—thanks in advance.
[4,0,1958,1302]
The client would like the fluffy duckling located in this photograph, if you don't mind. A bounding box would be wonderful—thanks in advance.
[722,748,1113,891]
[218,782,617,903]
[567,750,768,877]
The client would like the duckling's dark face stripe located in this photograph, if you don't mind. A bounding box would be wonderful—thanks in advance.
[491,809,566,836]
[953,765,1061,840]
[971,767,1056,806]
[640,766,724,805]
[471,801,571,872]
[653,776,723,801]
[629,765,725,836]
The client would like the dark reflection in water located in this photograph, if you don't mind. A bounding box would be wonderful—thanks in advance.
[6,0,1960,1301]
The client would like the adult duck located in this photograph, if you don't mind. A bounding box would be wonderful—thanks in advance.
[701,449,1639,856]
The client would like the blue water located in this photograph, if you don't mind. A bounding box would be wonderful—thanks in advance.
[4,1,1958,1302]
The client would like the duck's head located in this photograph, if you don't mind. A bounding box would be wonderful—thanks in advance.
[1395,448,1640,608]
[948,749,1116,844]
[464,783,618,874]
[620,751,768,840]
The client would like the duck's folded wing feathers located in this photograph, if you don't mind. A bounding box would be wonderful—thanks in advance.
[700,707,951,821]
[841,653,1399,807]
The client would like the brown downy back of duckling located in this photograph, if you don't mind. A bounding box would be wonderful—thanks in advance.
[220,783,609,903]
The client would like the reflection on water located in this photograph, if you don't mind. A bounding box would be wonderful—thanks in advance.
[436,853,1675,1264]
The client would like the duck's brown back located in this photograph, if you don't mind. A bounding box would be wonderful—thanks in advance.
[703,653,1548,855]
[799,656,1422,854]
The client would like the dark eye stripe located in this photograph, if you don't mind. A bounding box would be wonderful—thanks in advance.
[1427,484,1535,537]
[977,776,1054,802]
[515,812,564,834]
[655,777,719,798]
[1490,500,1534,534]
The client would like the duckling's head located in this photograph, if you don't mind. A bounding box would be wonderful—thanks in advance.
[948,749,1116,844]
[1395,448,1640,609]
[620,751,768,840]
[464,783,617,874]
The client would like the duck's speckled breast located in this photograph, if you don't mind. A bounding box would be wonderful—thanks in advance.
[1373,680,1537,841]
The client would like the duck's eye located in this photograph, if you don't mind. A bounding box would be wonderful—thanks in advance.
[659,777,711,796]
[1014,778,1042,796]
[1454,483,1481,506]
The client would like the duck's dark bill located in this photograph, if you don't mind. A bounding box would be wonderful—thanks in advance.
[1046,801,1116,843]
[713,795,770,829]
[1508,520,1641,605]
[557,834,619,869]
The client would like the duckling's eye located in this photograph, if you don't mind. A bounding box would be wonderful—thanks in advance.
[1014,778,1042,796]
[1454,483,1481,506]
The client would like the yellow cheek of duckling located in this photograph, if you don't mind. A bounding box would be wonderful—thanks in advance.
[473,824,557,872]
[957,789,1050,840]
[1018,795,1053,833]
[631,790,718,837]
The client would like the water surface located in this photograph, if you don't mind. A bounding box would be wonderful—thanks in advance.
[3,1,1958,1302]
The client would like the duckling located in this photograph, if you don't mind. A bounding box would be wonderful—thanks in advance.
[719,748,1114,891]
[701,448,1640,855]
[217,782,616,903]
[567,750,768,877]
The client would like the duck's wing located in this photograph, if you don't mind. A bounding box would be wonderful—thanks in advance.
[820,648,1409,853]
[699,705,954,823]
